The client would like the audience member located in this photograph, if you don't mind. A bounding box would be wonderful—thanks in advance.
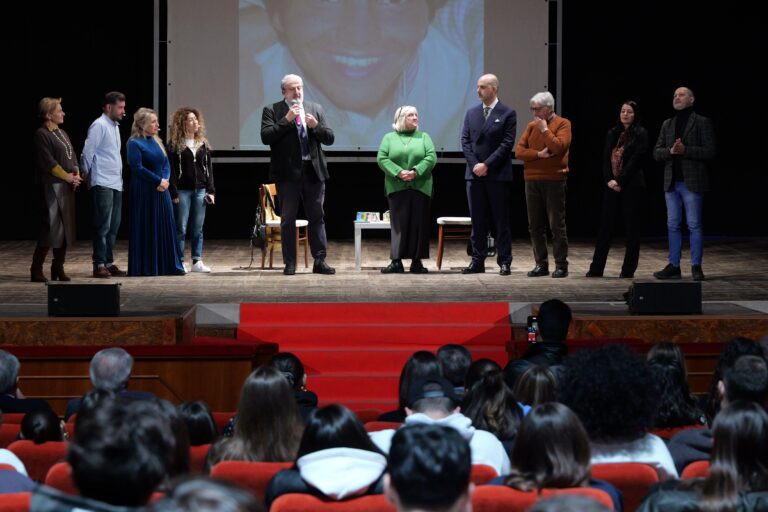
[464,358,502,391]
[385,424,473,512]
[437,345,473,398]
[378,351,442,423]
[152,476,262,512]
[512,364,557,407]
[528,495,611,512]
[178,400,218,446]
[0,350,54,415]
[264,404,387,509]
[20,408,65,444]
[269,352,319,421]
[559,344,677,480]
[646,343,704,428]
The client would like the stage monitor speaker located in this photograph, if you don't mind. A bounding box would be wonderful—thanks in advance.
[627,281,702,315]
[47,283,121,317]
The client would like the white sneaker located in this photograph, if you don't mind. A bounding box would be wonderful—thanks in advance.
[182,263,189,273]
[191,260,211,273]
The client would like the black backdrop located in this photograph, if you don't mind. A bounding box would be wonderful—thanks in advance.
[10,1,765,243]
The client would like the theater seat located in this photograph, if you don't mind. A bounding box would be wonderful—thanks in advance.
[472,485,614,512]
[211,412,235,432]
[0,423,20,448]
[470,464,498,485]
[681,460,710,479]
[44,462,78,496]
[591,462,659,511]
[189,444,212,474]
[270,493,395,512]
[0,492,31,512]
[210,460,293,501]
[650,425,705,440]
[7,440,68,482]
[363,421,402,433]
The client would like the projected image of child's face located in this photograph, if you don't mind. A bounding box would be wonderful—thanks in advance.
[268,0,432,116]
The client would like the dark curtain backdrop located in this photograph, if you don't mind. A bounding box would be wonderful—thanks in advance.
[8,1,765,242]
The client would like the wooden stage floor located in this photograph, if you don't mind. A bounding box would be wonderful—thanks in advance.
[1,237,766,316]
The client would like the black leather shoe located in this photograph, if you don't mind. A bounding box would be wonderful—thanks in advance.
[585,269,603,277]
[527,265,549,277]
[552,267,569,278]
[499,263,511,276]
[653,264,681,280]
[283,264,296,276]
[381,260,405,274]
[619,271,634,278]
[313,259,336,275]
[691,265,705,281]
[409,260,428,274]
[461,262,485,274]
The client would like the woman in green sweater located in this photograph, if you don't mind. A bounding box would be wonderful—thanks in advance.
[376,106,437,273]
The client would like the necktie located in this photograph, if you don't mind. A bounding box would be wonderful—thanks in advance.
[296,115,310,158]
[483,106,491,120]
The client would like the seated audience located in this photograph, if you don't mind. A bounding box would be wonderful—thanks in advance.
[379,351,442,423]
[370,376,510,475]
[20,408,65,444]
[559,344,677,480]
[0,414,33,492]
[512,364,558,407]
[264,404,387,509]
[529,495,612,512]
[32,397,176,509]
[64,347,155,420]
[668,354,768,473]
[461,369,526,455]
[437,344,473,398]
[269,352,318,422]
[178,400,218,446]
[207,367,303,471]
[464,358,502,391]
[151,476,262,512]
[0,349,54,415]
[385,424,473,512]
[504,299,571,388]
[638,401,768,511]
[646,342,705,428]
[492,402,622,512]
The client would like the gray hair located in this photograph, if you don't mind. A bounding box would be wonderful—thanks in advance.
[0,350,20,394]
[280,74,303,92]
[530,91,555,108]
[90,348,134,391]
[392,105,418,132]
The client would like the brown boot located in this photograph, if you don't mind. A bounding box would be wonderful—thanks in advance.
[51,247,71,282]
[30,246,49,282]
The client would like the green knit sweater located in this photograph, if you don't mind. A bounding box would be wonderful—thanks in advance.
[376,130,437,197]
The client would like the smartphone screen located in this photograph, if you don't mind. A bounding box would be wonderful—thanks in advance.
[527,315,538,342]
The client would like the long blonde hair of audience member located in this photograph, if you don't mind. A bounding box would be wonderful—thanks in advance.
[504,402,591,492]
[207,366,303,467]
[167,106,210,153]
[130,107,166,156]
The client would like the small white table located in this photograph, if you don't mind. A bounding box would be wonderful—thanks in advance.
[354,221,391,270]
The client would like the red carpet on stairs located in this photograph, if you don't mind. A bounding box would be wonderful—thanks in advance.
[237,303,513,411]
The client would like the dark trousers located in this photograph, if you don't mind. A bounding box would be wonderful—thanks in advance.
[276,164,327,265]
[525,180,568,268]
[388,189,430,260]
[589,184,643,275]
[92,186,122,269]
[467,180,512,266]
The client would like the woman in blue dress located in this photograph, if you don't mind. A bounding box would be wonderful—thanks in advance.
[127,108,185,276]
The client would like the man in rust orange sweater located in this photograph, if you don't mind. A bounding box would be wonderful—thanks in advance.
[515,92,572,278]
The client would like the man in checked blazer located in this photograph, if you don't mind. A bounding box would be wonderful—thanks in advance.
[653,87,716,281]
[261,74,335,276]
[460,74,517,276]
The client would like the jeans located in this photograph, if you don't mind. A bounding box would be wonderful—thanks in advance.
[665,180,703,266]
[174,189,207,262]
[92,186,122,269]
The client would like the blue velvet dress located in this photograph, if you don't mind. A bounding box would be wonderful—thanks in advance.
[127,136,185,276]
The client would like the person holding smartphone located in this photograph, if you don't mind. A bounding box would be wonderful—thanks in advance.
[168,107,215,273]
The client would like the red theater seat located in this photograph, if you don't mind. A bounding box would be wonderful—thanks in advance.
[189,444,212,474]
[681,460,710,479]
[210,460,293,501]
[472,485,614,512]
[363,421,402,432]
[650,425,705,440]
[44,461,78,495]
[270,493,395,512]
[591,462,659,511]
[7,440,68,482]
[0,492,31,512]
[0,423,20,448]
[470,464,499,485]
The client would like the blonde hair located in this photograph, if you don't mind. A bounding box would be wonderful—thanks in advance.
[130,108,166,156]
[392,105,418,133]
[168,106,210,153]
[38,97,62,129]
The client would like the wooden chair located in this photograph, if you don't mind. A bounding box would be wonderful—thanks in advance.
[210,460,293,501]
[259,183,309,269]
[436,217,472,270]
[591,462,659,511]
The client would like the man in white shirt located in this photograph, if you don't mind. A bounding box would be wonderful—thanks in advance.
[81,91,127,278]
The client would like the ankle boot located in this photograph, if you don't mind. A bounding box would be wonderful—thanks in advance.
[51,248,71,282]
[30,246,49,283]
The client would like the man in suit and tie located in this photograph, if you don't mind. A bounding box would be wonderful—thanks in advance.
[653,87,716,281]
[460,74,517,276]
[261,74,336,275]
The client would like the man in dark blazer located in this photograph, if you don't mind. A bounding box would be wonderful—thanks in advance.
[461,74,517,275]
[653,87,716,281]
[261,74,336,275]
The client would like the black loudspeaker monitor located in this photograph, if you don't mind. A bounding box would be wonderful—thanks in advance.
[626,281,702,315]
[47,283,121,317]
